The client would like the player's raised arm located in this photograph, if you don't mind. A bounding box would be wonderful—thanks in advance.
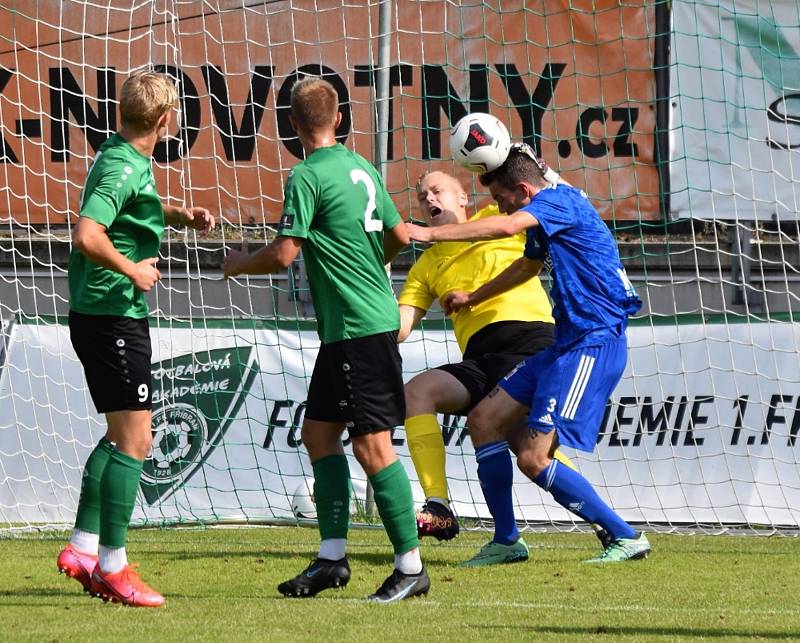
[397,304,426,343]
[443,256,541,314]
[163,204,216,233]
[223,236,303,279]
[384,219,410,264]
[407,210,535,243]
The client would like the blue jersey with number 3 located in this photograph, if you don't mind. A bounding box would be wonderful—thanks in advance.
[522,183,641,351]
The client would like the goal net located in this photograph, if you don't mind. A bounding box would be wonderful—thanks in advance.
[1,0,799,534]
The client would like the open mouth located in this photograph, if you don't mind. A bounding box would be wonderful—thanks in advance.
[430,206,442,218]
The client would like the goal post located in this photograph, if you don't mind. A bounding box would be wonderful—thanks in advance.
[2,0,800,534]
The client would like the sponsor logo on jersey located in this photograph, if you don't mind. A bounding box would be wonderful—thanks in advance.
[278,213,295,230]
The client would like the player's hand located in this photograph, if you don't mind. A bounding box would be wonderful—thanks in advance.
[406,222,433,242]
[129,257,161,292]
[181,207,216,233]
[223,239,249,279]
[441,291,472,315]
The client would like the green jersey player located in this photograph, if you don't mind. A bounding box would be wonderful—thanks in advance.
[57,71,215,608]
[223,76,428,603]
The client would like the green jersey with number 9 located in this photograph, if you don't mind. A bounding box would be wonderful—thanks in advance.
[69,133,164,318]
[278,143,401,344]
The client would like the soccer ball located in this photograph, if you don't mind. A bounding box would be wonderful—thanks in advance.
[449,112,512,173]
[291,477,317,520]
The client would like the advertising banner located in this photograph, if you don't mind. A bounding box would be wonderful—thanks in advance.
[0,1,660,224]
[670,0,800,221]
[2,320,799,527]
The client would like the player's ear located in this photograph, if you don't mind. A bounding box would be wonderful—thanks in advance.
[156,109,171,131]
[334,111,342,129]
[519,182,535,200]
[458,189,468,208]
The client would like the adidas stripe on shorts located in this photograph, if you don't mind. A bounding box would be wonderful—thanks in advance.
[499,336,628,452]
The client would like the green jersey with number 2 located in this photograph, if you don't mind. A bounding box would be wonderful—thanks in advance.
[278,143,401,343]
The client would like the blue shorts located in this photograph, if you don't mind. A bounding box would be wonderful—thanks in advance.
[499,336,628,452]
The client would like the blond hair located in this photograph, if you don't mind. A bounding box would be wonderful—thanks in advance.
[290,77,338,131]
[415,170,464,193]
[119,71,178,134]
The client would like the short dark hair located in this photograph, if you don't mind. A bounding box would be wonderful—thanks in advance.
[479,147,547,190]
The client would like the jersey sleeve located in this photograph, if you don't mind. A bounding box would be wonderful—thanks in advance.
[278,166,317,238]
[526,185,578,238]
[397,253,434,311]
[523,228,546,261]
[79,163,138,228]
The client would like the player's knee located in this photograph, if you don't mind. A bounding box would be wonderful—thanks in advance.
[404,377,439,416]
[350,437,368,463]
[516,448,549,479]
[506,429,522,455]
[299,424,318,451]
[350,434,387,462]
[299,425,327,457]
[467,407,501,446]
[404,378,427,412]
[350,433,394,476]
[130,416,154,459]
[122,430,152,461]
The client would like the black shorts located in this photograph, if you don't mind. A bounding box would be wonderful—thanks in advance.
[436,321,554,414]
[305,331,405,436]
[69,310,153,414]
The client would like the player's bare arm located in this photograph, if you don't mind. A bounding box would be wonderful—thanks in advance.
[406,210,537,243]
[163,204,216,233]
[384,219,411,263]
[442,256,541,314]
[397,304,426,343]
[72,216,160,292]
[223,235,303,279]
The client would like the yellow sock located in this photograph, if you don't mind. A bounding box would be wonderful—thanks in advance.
[553,449,577,470]
[405,414,448,500]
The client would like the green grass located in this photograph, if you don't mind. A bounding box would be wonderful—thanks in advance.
[2,527,799,642]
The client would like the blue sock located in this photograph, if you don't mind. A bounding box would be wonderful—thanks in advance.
[533,460,636,541]
[475,441,519,545]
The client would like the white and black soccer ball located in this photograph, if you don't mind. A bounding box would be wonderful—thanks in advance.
[449,112,512,173]
[291,477,317,520]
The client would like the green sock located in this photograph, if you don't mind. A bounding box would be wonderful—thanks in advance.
[99,449,144,548]
[369,460,419,555]
[312,454,351,541]
[73,438,115,534]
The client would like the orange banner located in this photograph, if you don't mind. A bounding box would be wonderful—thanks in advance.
[0,0,660,225]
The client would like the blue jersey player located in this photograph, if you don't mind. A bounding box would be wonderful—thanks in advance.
[406,144,651,563]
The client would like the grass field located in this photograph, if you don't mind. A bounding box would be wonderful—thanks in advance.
[2,527,799,642]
